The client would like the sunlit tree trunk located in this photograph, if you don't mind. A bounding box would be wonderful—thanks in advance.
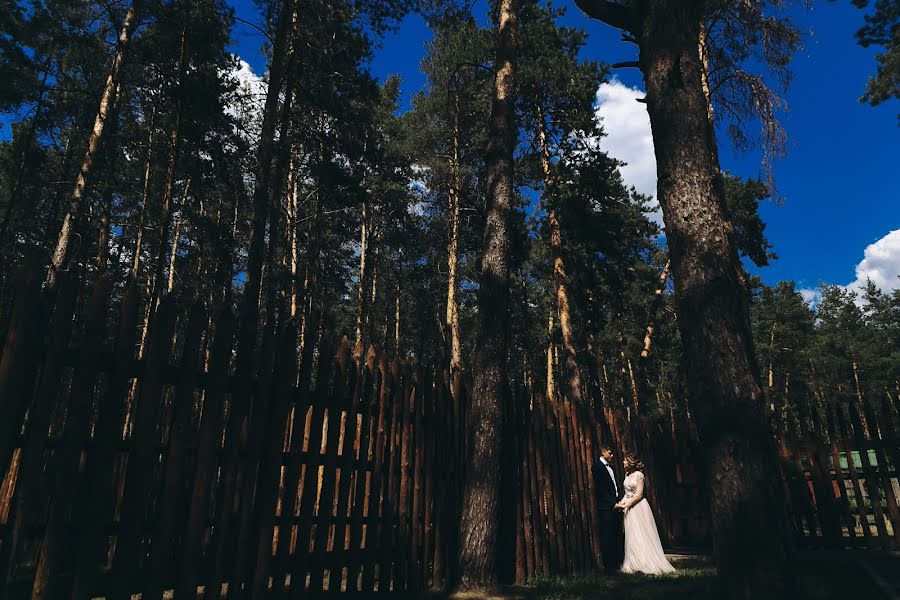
[131,105,156,280]
[353,199,368,362]
[46,0,142,292]
[537,105,583,403]
[166,178,190,293]
[150,27,186,311]
[546,309,556,399]
[639,260,670,363]
[446,95,463,375]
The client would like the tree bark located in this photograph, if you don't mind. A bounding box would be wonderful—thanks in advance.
[446,95,463,375]
[546,309,556,400]
[638,259,670,363]
[572,1,792,595]
[459,0,519,588]
[45,0,141,291]
[635,4,791,596]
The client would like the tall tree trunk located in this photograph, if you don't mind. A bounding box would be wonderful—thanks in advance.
[446,95,463,375]
[237,0,295,360]
[45,0,141,292]
[353,200,368,362]
[636,4,790,595]
[546,308,556,399]
[97,186,113,272]
[459,0,519,588]
[150,28,186,311]
[131,105,156,280]
[287,153,300,318]
[165,178,190,293]
[394,279,401,351]
[572,1,792,595]
[150,116,181,309]
[537,106,583,404]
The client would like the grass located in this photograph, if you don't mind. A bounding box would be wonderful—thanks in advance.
[428,554,888,600]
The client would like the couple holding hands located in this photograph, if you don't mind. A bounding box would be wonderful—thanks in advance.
[593,446,675,576]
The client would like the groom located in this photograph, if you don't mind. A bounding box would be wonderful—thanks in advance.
[592,444,624,575]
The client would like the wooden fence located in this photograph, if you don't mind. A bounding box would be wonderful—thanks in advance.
[0,264,898,598]
[0,268,474,599]
[775,385,900,549]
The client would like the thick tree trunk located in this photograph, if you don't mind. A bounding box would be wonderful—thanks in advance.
[446,97,463,375]
[634,4,791,596]
[45,0,141,291]
[537,107,583,404]
[459,0,519,588]
[572,0,793,593]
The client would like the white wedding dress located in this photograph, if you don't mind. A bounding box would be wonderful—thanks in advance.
[620,471,675,575]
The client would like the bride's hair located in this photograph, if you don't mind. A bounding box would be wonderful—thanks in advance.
[623,453,644,473]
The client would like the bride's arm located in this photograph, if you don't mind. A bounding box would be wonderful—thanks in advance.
[621,474,645,513]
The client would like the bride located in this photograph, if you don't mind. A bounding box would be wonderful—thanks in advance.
[614,453,675,575]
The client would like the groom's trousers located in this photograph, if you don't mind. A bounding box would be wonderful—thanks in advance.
[597,508,624,574]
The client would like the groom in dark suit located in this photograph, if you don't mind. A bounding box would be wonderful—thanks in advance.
[592,444,624,574]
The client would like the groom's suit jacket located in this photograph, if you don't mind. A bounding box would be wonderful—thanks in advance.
[592,459,624,511]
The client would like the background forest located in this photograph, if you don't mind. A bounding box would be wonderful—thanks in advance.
[0,0,896,434]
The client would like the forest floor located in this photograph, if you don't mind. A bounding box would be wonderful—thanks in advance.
[429,551,896,600]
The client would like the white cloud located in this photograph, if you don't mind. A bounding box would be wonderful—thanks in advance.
[593,78,660,223]
[844,228,900,297]
[798,287,821,307]
[224,57,267,142]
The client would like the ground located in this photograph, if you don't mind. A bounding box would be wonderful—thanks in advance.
[425,552,897,600]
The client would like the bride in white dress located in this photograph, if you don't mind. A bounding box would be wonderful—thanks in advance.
[614,454,675,575]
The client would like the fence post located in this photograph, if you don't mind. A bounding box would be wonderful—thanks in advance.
[0,260,44,477]
[0,272,76,589]
[287,341,334,598]
[175,307,235,600]
[249,319,301,599]
[108,296,178,600]
[142,302,207,600]
[70,281,140,600]
[31,274,109,600]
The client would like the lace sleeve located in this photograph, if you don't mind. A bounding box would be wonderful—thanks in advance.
[624,472,645,510]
